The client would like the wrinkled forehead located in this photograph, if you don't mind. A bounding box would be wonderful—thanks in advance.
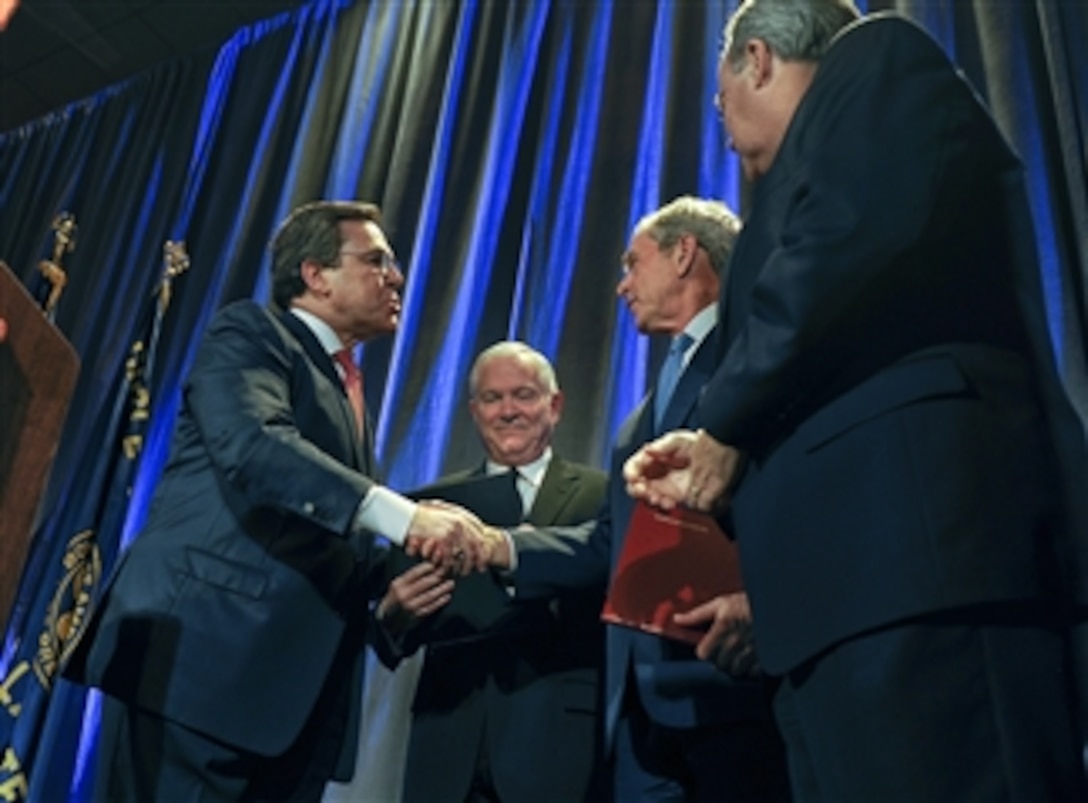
[623,228,665,262]
[476,354,549,390]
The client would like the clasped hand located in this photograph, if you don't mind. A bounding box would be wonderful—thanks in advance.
[622,428,744,512]
[403,500,506,576]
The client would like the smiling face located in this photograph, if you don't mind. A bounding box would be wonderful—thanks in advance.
[310,219,404,345]
[469,352,563,466]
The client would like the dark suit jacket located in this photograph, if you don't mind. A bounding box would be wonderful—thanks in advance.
[515,331,773,753]
[699,14,1087,675]
[65,300,384,767]
[399,457,608,803]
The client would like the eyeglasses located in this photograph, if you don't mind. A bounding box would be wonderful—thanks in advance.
[338,249,401,278]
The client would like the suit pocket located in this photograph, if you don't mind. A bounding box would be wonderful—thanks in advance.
[183,547,269,599]
[801,352,971,451]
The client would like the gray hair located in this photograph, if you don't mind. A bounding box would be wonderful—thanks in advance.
[269,200,383,308]
[469,341,559,397]
[723,0,860,70]
[634,196,741,274]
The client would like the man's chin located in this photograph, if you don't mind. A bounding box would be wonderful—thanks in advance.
[491,441,536,465]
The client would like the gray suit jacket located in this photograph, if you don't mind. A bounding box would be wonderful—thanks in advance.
[397,456,608,803]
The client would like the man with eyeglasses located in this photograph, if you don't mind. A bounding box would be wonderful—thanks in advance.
[368,340,609,803]
[65,200,497,802]
[625,1,1088,800]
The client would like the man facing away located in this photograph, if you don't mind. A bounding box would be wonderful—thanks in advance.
[625,2,1088,800]
[489,197,790,802]
[373,340,609,802]
[64,200,493,802]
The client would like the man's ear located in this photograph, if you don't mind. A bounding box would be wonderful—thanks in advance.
[747,39,774,88]
[550,388,565,421]
[675,233,698,277]
[300,258,328,296]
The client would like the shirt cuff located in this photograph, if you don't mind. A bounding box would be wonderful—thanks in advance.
[503,528,519,572]
[352,486,416,546]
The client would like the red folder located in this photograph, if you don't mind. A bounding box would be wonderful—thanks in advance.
[601,500,744,644]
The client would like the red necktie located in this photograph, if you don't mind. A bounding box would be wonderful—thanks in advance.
[333,349,364,436]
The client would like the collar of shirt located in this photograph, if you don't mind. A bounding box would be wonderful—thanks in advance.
[486,447,552,491]
[678,303,717,368]
[290,306,348,375]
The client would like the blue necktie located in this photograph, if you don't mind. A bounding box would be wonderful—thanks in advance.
[654,333,693,429]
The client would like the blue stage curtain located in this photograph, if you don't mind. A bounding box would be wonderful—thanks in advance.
[0,0,1084,799]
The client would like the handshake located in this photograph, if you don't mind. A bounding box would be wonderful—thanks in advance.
[403,500,512,575]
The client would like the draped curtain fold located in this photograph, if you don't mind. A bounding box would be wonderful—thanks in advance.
[0,0,1085,798]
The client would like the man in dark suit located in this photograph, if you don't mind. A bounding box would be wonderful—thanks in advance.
[64,200,492,802]
[374,341,608,802]
[488,198,789,802]
[625,2,1088,800]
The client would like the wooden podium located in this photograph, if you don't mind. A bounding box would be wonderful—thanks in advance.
[0,261,80,631]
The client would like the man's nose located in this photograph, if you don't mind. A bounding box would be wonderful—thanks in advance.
[387,263,405,288]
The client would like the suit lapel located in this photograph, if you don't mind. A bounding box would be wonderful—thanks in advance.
[360,410,377,477]
[278,311,368,469]
[528,457,579,526]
